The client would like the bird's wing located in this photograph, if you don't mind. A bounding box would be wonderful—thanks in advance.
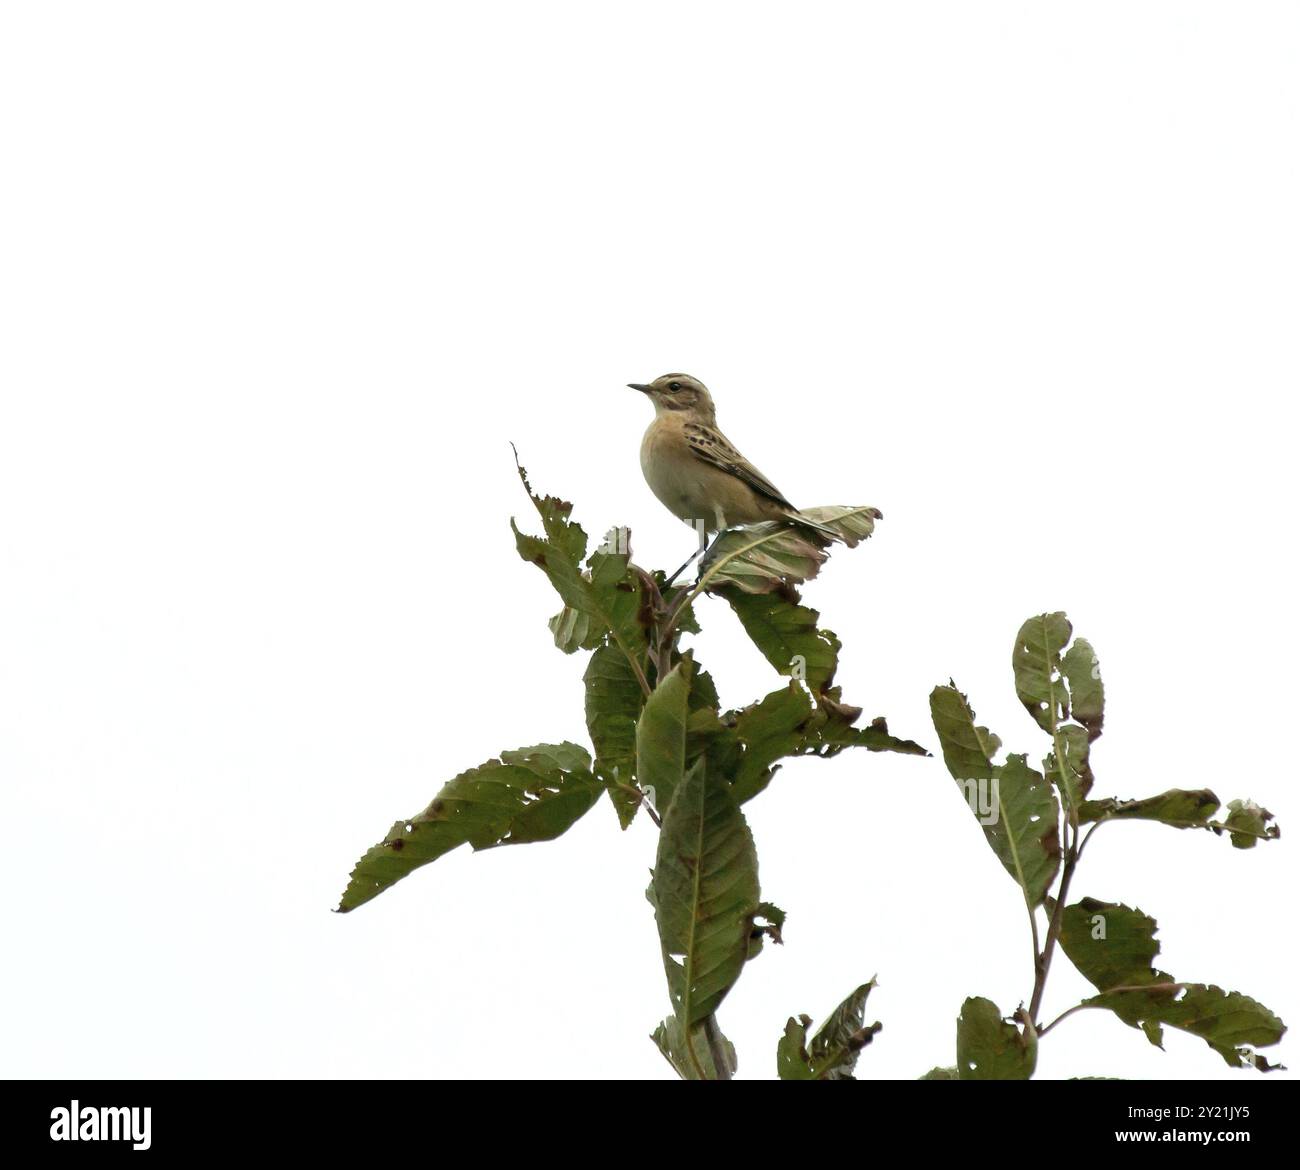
[683,422,795,510]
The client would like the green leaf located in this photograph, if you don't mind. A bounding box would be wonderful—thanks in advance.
[1062,636,1104,739]
[512,459,649,684]
[547,604,597,654]
[1043,721,1094,806]
[723,684,928,804]
[805,702,930,759]
[719,586,841,693]
[1078,788,1221,829]
[657,575,701,635]
[957,997,1036,1079]
[920,1065,960,1080]
[583,642,645,828]
[1222,799,1280,849]
[694,505,882,596]
[1012,612,1073,735]
[1077,790,1281,849]
[652,758,760,1028]
[1060,898,1163,990]
[636,658,693,815]
[1090,985,1286,1070]
[929,683,1000,781]
[652,1016,737,1080]
[930,686,1061,907]
[777,1015,817,1080]
[777,980,881,1080]
[337,742,600,912]
[1060,898,1287,1069]
[730,683,816,803]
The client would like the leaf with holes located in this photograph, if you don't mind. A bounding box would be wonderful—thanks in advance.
[337,743,600,912]
[1012,612,1073,735]
[1045,722,1095,805]
[1060,898,1286,1069]
[1078,789,1221,829]
[1062,636,1104,739]
[651,758,760,1028]
[956,997,1036,1080]
[777,980,881,1080]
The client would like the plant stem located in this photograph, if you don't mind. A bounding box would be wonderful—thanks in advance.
[702,1014,732,1080]
[1029,640,1084,1026]
[1037,983,1187,1037]
[1029,823,1077,1025]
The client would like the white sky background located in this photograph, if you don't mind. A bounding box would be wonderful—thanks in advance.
[2,2,1296,1080]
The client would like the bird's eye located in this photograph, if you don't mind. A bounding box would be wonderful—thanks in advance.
[668,382,682,392]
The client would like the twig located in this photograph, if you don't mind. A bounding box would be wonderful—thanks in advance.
[1038,983,1187,1037]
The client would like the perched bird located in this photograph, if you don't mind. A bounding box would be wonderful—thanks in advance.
[628,372,842,580]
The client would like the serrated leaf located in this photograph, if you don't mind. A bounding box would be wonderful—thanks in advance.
[583,641,645,828]
[1060,898,1164,991]
[778,980,881,1080]
[806,704,930,759]
[337,742,600,911]
[930,686,1061,907]
[730,683,815,803]
[725,684,927,804]
[636,658,692,814]
[719,586,841,693]
[652,1016,737,1080]
[957,997,1036,1079]
[512,458,649,679]
[1093,984,1286,1070]
[652,758,760,1028]
[1012,612,1073,735]
[694,505,882,596]
[686,663,720,711]
[1060,898,1287,1069]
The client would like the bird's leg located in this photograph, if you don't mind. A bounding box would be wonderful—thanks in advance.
[662,546,704,590]
[693,528,727,582]
[662,518,712,589]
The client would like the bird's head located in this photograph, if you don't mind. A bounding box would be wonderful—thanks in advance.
[627,373,716,422]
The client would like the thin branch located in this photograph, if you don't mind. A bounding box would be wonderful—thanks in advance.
[1038,983,1188,1037]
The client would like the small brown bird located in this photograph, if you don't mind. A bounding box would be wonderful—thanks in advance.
[628,372,841,579]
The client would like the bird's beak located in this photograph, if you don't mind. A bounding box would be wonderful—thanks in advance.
[627,383,651,394]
